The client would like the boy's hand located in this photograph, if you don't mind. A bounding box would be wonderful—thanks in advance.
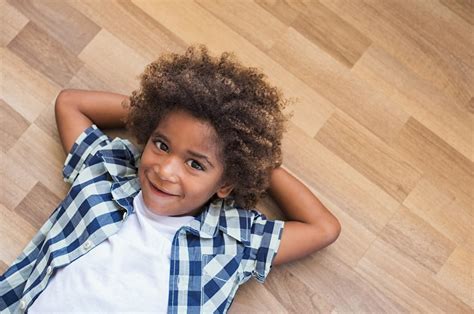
[55,89,129,154]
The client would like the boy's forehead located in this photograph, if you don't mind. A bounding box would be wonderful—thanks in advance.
[152,111,223,159]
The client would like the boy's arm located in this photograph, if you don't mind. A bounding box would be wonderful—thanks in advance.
[269,166,341,266]
[55,89,130,154]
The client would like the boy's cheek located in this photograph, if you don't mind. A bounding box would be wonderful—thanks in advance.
[137,167,146,185]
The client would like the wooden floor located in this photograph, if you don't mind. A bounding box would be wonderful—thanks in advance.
[1,0,473,312]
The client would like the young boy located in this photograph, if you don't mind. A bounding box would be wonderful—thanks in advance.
[0,45,341,313]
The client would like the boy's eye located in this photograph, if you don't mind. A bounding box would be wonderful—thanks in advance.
[155,140,168,152]
[186,160,204,171]
[154,139,205,171]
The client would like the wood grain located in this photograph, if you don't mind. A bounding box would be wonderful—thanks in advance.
[6,124,69,200]
[1,0,29,47]
[14,182,61,230]
[392,117,473,199]
[78,29,149,94]
[321,0,473,106]
[379,206,457,274]
[268,27,410,144]
[356,238,471,312]
[0,203,37,265]
[1,47,61,122]
[440,0,474,25]
[0,99,30,153]
[1,149,38,210]
[7,21,84,87]
[66,0,187,60]
[315,111,422,203]
[7,0,101,55]
[352,44,474,161]
[283,121,399,235]
[261,0,372,67]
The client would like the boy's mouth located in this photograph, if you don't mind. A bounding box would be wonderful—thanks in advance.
[148,179,179,197]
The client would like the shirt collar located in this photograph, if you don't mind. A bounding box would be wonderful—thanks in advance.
[96,137,141,214]
[110,177,140,214]
[188,198,252,246]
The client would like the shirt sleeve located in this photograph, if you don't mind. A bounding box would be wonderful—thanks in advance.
[62,124,113,184]
[247,211,285,283]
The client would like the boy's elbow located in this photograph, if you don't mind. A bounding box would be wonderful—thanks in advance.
[55,89,71,108]
[330,218,341,242]
[322,217,341,244]
[54,90,83,124]
[55,90,67,117]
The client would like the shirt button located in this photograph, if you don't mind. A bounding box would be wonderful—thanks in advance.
[19,299,26,310]
[46,266,53,275]
[83,240,92,250]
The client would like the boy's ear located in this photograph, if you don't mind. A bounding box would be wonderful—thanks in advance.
[216,182,234,199]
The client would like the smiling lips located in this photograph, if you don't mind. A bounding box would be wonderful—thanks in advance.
[149,179,178,197]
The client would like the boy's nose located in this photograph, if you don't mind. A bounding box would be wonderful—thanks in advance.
[155,156,179,183]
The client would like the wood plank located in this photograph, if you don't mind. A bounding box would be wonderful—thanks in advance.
[435,245,474,308]
[440,0,474,25]
[289,252,405,312]
[67,64,114,92]
[6,124,70,200]
[448,197,474,255]
[7,0,100,55]
[255,0,301,26]
[0,151,37,210]
[272,0,371,67]
[230,278,287,313]
[0,203,37,266]
[352,44,474,161]
[403,176,472,248]
[320,0,473,106]
[315,110,422,203]
[356,238,471,312]
[34,100,61,146]
[264,264,334,312]
[7,21,84,87]
[0,0,29,47]
[14,181,62,230]
[54,62,139,146]
[275,167,377,268]
[196,0,288,51]
[283,122,400,234]
[78,29,149,94]
[364,0,474,63]
[0,99,30,153]
[391,117,473,200]
[268,27,410,144]
[66,0,187,60]
[379,206,457,274]
[1,47,61,123]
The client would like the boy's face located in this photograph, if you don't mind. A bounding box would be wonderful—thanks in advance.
[138,110,234,217]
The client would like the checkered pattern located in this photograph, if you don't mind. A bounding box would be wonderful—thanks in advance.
[0,124,284,314]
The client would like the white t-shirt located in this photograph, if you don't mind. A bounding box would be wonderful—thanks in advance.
[29,191,195,313]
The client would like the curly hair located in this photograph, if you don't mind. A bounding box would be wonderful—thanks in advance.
[123,44,292,209]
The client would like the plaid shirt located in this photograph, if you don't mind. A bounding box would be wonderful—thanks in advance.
[0,124,285,314]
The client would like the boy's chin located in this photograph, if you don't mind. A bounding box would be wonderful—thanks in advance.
[144,200,198,217]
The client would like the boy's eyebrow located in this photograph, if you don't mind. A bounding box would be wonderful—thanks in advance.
[152,131,215,168]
